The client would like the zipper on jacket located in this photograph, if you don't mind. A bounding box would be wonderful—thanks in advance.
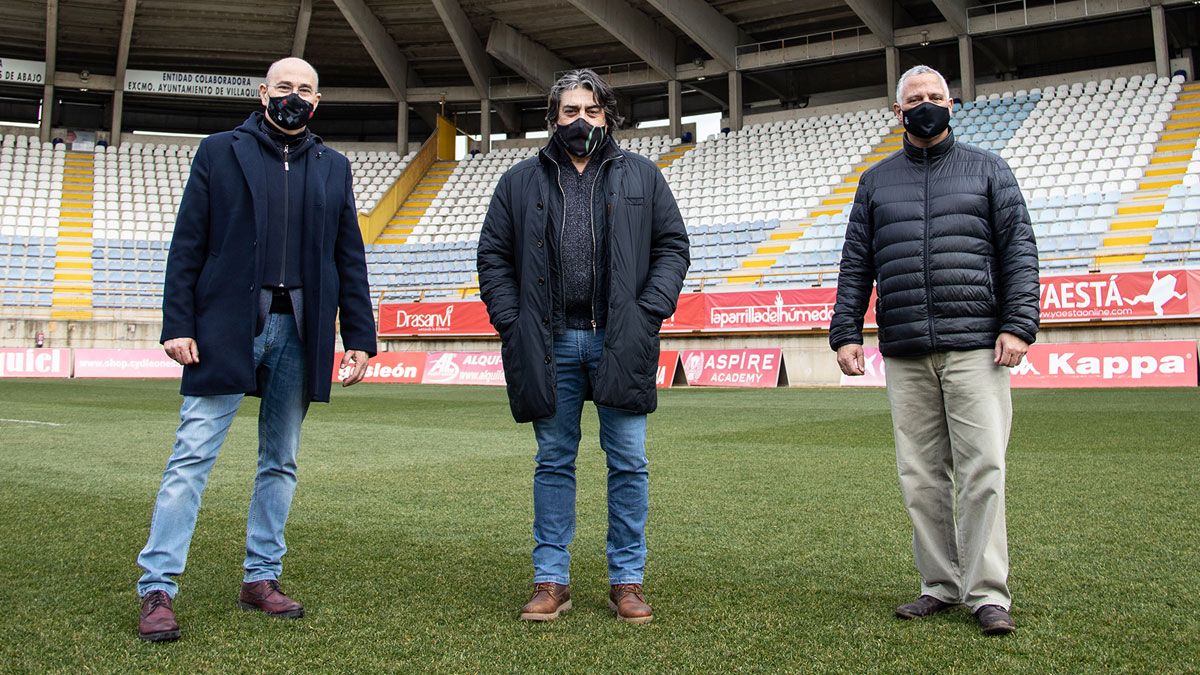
[278,142,290,289]
[551,158,568,324]
[922,147,936,349]
[588,154,619,334]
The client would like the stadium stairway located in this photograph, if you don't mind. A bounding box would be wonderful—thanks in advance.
[373,160,458,246]
[656,142,695,169]
[51,151,95,320]
[723,126,904,285]
[1096,80,1200,266]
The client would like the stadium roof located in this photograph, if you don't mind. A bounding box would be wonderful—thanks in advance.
[2,0,1199,139]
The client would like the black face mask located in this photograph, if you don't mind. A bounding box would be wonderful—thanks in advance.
[266,93,315,131]
[901,101,951,139]
[554,118,607,158]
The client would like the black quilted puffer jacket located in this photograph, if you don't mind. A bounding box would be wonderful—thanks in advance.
[829,131,1040,356]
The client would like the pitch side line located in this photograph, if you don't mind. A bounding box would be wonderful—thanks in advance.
[0,418,64,427]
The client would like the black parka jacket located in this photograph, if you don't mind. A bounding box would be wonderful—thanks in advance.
[830,131,1040,356]
[477,141,690,422]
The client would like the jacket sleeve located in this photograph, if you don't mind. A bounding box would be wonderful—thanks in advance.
[828,175,875,350]
[334,161,378,356]
[990,156,1040,345]
[160,139,211,343]
[476,171,521,331]
[637,167,691,319]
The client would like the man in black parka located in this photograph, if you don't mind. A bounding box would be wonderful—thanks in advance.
[830,66,1039,636]
[477,69,689,625]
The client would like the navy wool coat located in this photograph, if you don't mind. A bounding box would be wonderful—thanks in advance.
[160,115,377,402]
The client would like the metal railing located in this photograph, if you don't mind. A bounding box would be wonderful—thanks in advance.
[736,26,873,70]
[966,0,1154,34]
[553,61,658,83]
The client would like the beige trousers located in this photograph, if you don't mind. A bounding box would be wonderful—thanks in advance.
[883,349,1012,611]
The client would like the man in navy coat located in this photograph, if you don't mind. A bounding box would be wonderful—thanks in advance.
[134,57,376,642]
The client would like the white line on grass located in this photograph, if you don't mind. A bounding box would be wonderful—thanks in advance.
[0,418,64,427]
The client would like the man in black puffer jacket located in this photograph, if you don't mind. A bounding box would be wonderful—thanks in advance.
[477,69,689,625]
[830,66,1039,636]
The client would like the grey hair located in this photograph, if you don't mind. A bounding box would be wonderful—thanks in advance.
[545,68,624,132]
[896,65,950,104]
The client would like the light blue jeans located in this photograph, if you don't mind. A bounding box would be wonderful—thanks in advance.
[137,314,310,598]
[532,328,650,586]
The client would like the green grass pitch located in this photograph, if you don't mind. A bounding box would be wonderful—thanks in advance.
[0,380,1197,672]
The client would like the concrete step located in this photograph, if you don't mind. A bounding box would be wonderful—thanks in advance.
[50,310,93,320]
[1102,234,1153,247]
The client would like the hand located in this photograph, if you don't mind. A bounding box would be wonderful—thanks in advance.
[836,344,865,376]
[164,338,199,366]
[994,332,1029,368]
[340,350,370,387]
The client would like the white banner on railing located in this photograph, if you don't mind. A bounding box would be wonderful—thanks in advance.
[123,69,260,99]
[0,57,46,86]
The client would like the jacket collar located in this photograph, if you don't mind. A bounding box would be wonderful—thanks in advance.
[903,128,955,163]
[238,112,322,154]
[539,130,623,168]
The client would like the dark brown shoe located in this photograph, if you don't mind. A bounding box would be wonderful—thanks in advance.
[975,604,1016,635]
[895,594,956,619]
[520,582,572,621]
[238,580,305,619]
[609,583,653,624]
[138,590,180,642]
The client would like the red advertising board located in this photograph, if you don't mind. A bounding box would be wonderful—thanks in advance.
[1011,341,1197,388]
[842,341,1198,389]
[73,349,182,378]
[378,301,497,336]
[700,287,839,331]
[660,294,707,332]
[421,351,506,386]
[656,351,679,389]
[1038,269,1192,322]
[332,351,425,384]
[377,269,1197,337]
[0,348,71,378]
[680,348,784,387]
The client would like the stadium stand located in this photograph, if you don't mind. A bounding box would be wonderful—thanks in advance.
[0,133,67,311]
[3,72,1200,312]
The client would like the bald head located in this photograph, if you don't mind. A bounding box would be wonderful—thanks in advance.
[266,57,319,90]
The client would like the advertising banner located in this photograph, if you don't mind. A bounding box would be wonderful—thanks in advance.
[0,349,70,378]
[378,301,497,336]
[842,342,1198,389]
[421,352,505,386]
[332,351,425,384]
[376,269,1198,337]
[73,349,182,378]
[679,348,784,388]
[656,351,679,389]
[1038,269,1191,322]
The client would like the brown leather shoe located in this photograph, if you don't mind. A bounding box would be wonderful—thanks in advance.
[238,580,305,619]
[895,594,956,619]
[609,583,653,624]
[138,590,180,642]
[975,604,1016,635]
[520,582,572,621]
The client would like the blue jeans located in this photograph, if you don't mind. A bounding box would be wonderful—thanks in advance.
[137,314,310,598]
[532,328,649,586]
